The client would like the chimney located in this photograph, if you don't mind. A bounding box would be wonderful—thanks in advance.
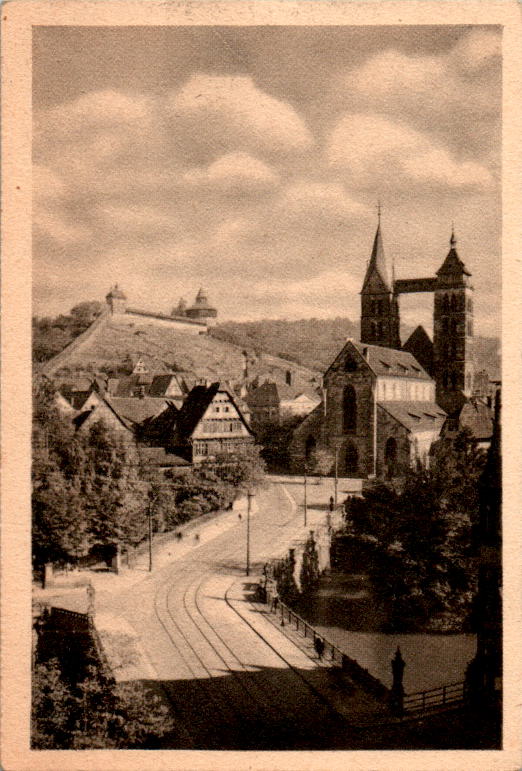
[362,347,369,360]
[286,370,292,386]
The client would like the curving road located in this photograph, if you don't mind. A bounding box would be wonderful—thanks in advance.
[101,478,354,749]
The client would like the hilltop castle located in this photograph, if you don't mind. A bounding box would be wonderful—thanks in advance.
[291,214,485,478]
[105,286,218,331]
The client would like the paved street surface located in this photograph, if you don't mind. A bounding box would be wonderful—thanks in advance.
[36,476,388,750]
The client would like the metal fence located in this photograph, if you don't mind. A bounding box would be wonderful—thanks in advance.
[403,681,466,714]
[270,597,389,701]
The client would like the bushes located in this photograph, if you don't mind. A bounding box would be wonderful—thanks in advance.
[32,658,173,749]
[343,432,485,632]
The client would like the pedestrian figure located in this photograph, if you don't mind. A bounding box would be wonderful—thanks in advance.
[329,496,334,512]
[238,512,242,521]
[194,533,200,544]
[272,594,279,613]
[314,636,324,660]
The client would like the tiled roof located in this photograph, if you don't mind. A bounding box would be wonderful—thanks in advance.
[173,383,224,441]
[402,326,434,377]
[148,373,188,397]
[174,383,252,442]
[107,396,170,425]
[247,379,320,407]
[350,342,431,380]
[378,401,446,432]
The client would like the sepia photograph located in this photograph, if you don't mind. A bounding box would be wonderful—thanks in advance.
[1,2,521,768]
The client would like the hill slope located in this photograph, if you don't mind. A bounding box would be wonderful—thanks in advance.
[41,314,321,392]
[215,318,501,380]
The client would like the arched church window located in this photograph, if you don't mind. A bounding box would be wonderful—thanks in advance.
[442,294,450,314]
[442,317,449,334]
[343,385,357,433]
[450,294,457,313]
[370,321,377,340]
[442,371,449,388]
[377,321,384,339]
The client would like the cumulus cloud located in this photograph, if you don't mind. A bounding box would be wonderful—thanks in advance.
[167,73,313,159]
[183,152,280,192]
[96,204,182,236]
[327,113,492,190]
[452,29,501,73]
[278,181,368,219]
[336,28,501,162]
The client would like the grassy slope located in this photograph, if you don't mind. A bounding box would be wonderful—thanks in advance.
[216,318,501,380]
[51,317,321,391]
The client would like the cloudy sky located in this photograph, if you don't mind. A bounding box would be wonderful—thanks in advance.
[33,25,501,335]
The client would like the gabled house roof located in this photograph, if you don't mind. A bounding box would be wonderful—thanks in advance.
[174,382,253,443]
[324,339,431,381]
[378,401,446,432]
[106,396,170,425]
[73,397,134,432]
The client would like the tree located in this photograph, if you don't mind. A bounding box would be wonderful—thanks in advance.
[199,444,266,495]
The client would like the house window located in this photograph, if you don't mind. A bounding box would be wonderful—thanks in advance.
[343,385,357,433]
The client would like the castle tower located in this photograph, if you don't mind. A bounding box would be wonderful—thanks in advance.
[433,229,474,414]
[185,288,218,326]
[105,284,127,314]
[360,208,400,349]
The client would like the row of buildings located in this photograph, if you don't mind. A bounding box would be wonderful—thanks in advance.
[53,215,496,480]
[290,216,496,477]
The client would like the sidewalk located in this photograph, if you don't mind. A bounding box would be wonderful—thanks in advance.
[226,576,390,726]
[32,493,258,613]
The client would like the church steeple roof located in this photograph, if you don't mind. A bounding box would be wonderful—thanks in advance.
[362,205,391,291]
[436,228,471,278]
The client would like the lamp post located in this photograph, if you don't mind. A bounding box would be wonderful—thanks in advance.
[246,490,253,576]
[334,447,339,507]
[303,468,308,527]
[148,497,153,572]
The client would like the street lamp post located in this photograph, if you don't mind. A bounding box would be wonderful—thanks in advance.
[334,447,339,507]
[148,498,153,572]
[303,468,308,527]
[246,490,253,576]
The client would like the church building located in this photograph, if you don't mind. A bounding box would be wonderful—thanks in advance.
[291,212,477,478]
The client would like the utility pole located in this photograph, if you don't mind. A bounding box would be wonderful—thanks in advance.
[246,490,252,576]
[148,497,153,572]
[303,468,308,527]
[334,447,339,507]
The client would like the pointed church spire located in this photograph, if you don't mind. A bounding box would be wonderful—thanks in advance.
[436,225,471,278]
[450,222,457,248]
[363,204,390,290]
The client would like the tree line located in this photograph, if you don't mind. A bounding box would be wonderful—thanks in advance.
[341,430,486,632]
[32,376,265,570]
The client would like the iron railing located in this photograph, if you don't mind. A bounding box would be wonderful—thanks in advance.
[403,680,466,713]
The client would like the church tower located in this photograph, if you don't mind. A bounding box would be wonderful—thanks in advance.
[433,229,474,415]
[360,208,400,349]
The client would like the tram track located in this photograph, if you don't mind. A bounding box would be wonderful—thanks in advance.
[146,480,350,748]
